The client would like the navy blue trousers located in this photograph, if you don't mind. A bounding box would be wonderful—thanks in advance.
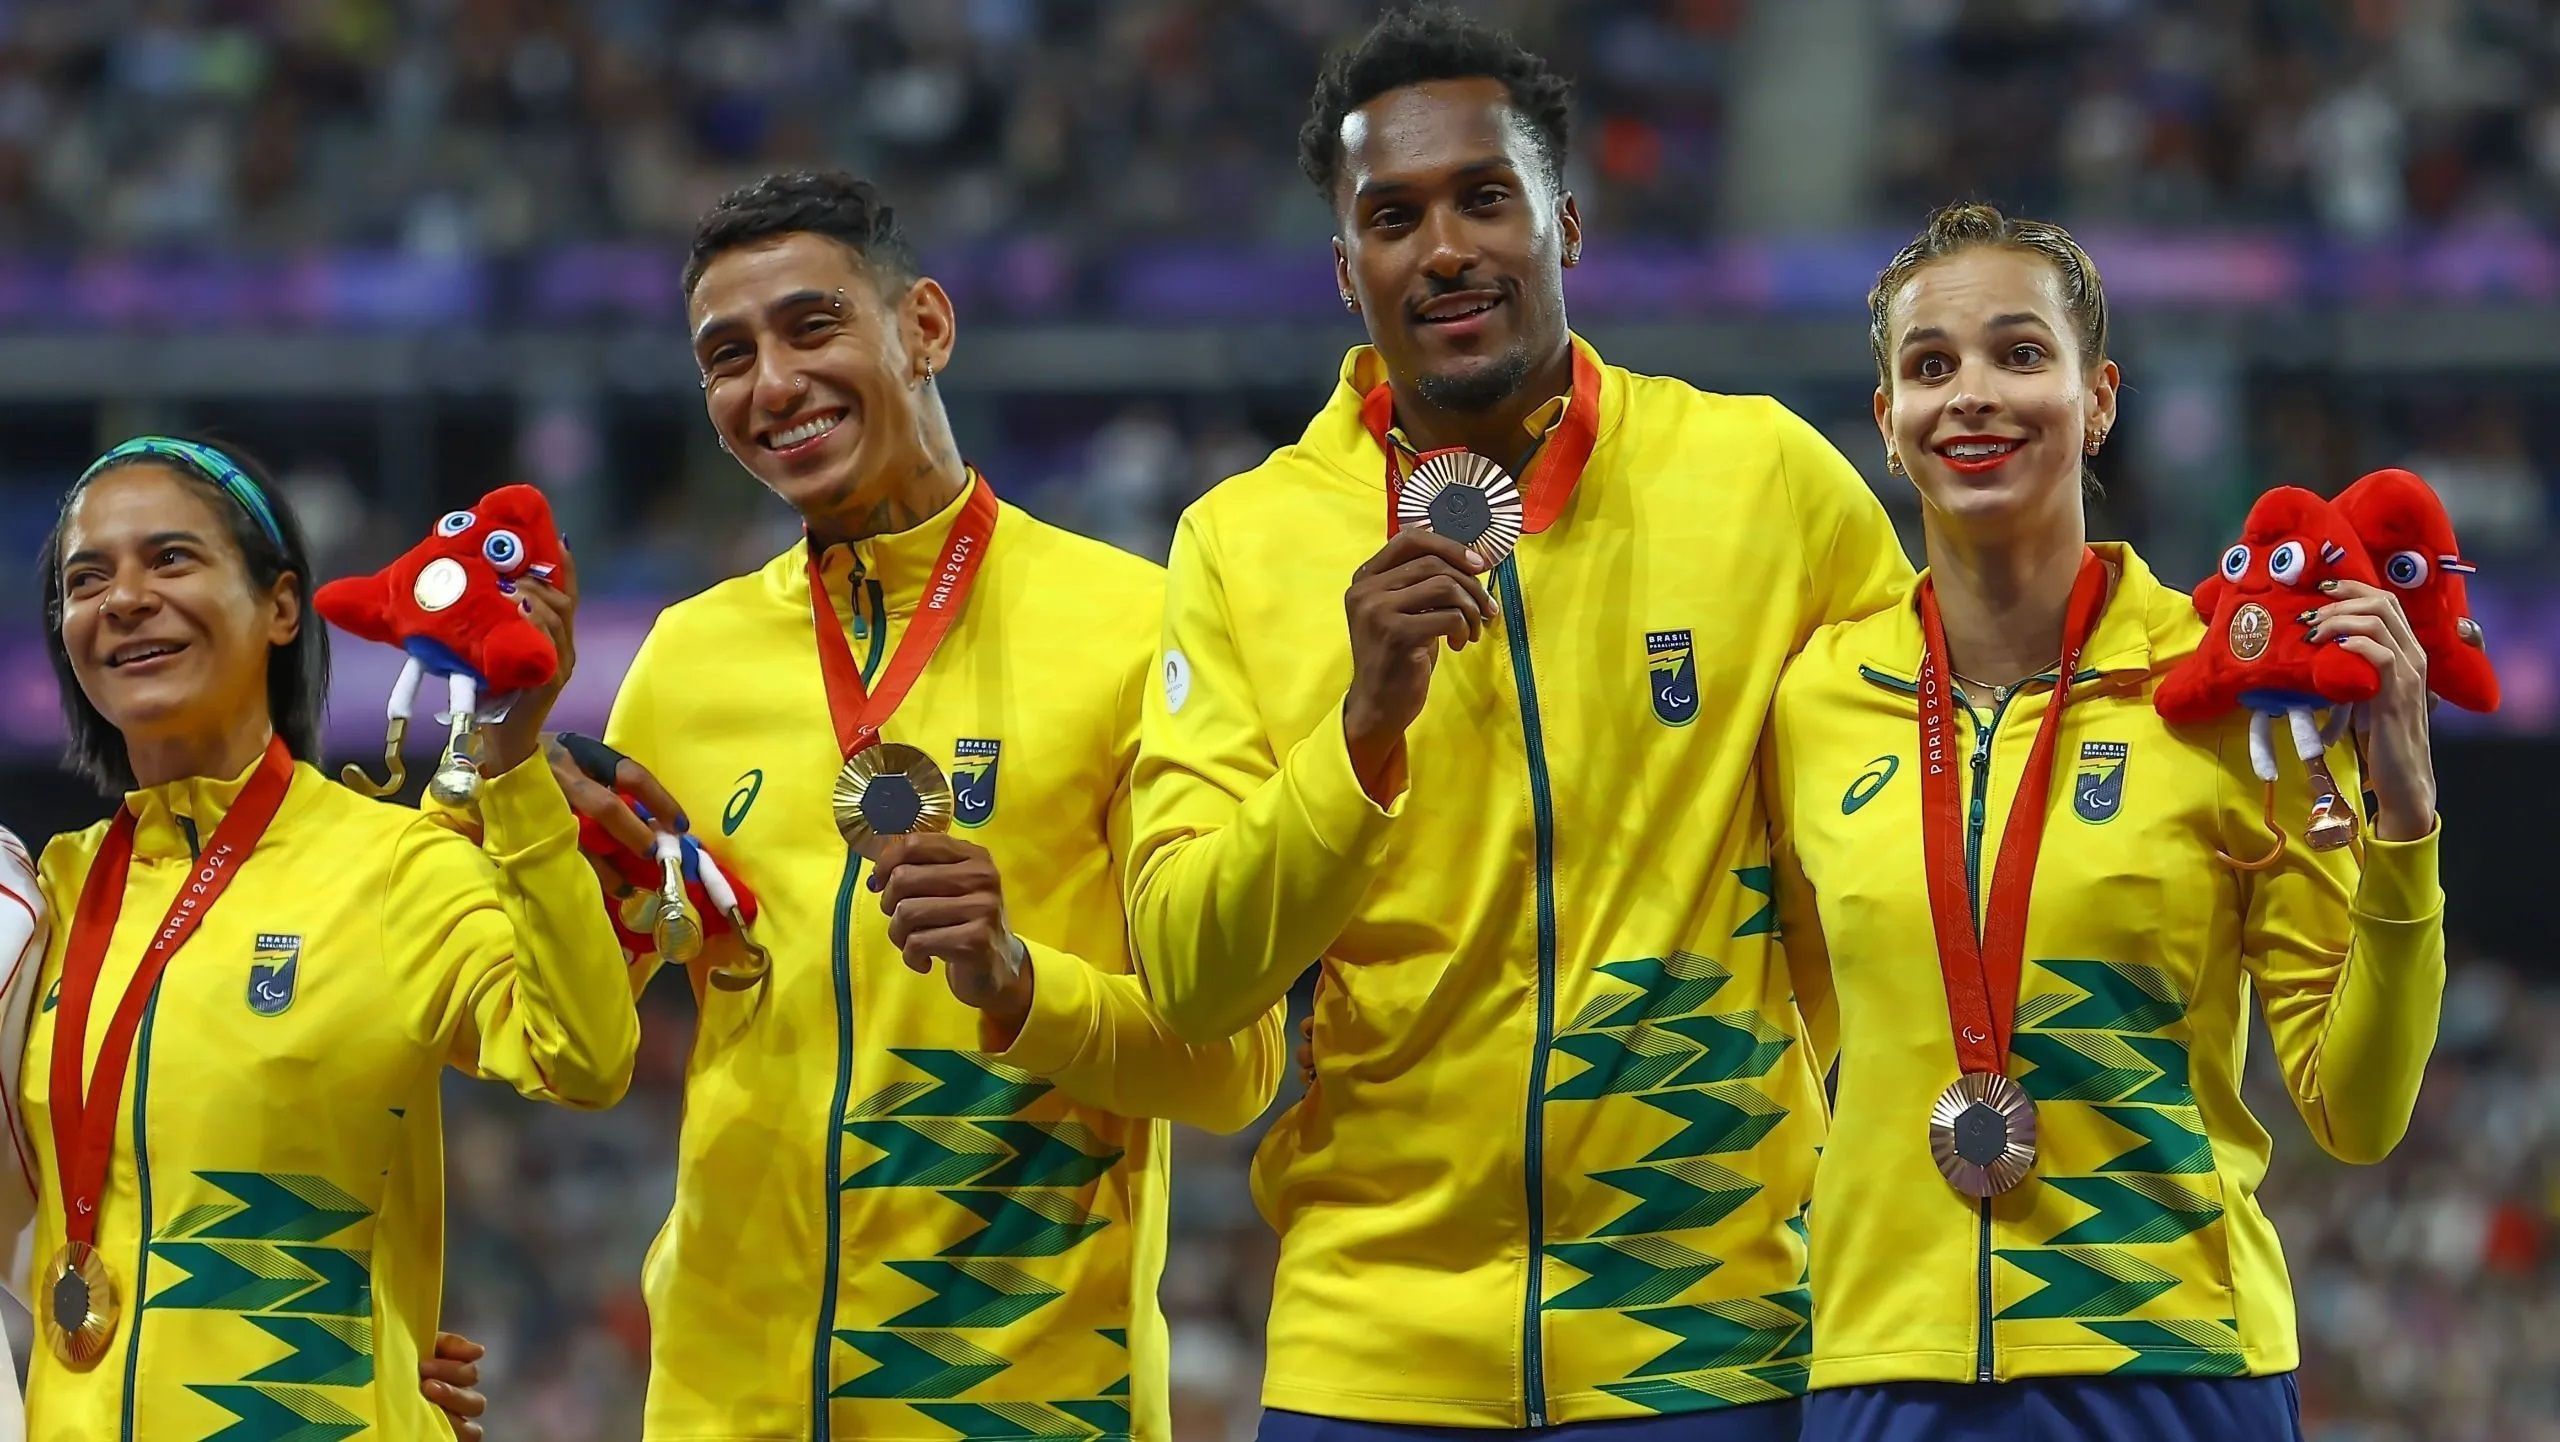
[1799,1373,2302,1442]
[1258,1401,1802,1441]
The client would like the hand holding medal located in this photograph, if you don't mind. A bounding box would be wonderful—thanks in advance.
[1396,448,1526,569]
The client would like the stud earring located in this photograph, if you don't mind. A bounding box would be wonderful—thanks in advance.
[1341,292,1358,312]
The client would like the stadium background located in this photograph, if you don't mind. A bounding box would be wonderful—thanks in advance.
[1,1,2554,1437]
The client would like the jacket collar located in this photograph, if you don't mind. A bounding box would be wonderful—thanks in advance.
[790,476,991,622]
[1854,541,2179,697]
[1301,331,1628,487]
[123,743,298,862]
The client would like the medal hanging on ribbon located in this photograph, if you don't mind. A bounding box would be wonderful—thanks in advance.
[809,471,997,860]
[45,737,294,1368]
[1364,342,1602,552]
[1917,550,2110,1198]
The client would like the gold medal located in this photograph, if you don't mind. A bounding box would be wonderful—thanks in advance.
[43,1240,116,1369]
[833,743,955,859]
[1397,450,1525,567]
[1929,1072,2039,1198]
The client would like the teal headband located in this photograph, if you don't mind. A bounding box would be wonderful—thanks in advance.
[78,437,285,551]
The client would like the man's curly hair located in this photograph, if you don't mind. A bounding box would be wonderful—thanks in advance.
[683,170,920,297]
[1297,4,1574,204]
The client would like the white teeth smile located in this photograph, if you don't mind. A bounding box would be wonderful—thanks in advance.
[1942,440,2020,458]
[768,413,843,450]
[108,643,181,668]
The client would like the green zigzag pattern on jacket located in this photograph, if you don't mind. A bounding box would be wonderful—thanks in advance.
[145,1171,379,1418]
[1540,882,1810,1413]
[2002,960,2237,1368]
[1596,1288,1811,1412]
[831,1050,1128,1425]
[186,1382,364,1442]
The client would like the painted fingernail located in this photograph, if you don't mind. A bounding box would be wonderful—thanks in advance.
[2297,610,2317,624]
[2318,580,2339,593]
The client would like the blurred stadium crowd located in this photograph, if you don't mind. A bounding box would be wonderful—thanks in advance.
[0,2,2554,1438]
[11,1,2560,249]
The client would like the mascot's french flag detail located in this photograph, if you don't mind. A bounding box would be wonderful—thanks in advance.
[2334,467,2500,714]
[316,485,566,805]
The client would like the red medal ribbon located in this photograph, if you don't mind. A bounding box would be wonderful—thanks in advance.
[50,736,294,1249]
[806,471,1000,760]
[1362,342,1602,541]
[1918,549,2110,1074]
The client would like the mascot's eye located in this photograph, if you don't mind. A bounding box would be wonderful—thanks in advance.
[2220,544,2251,580]
[482,529,526,572]
[2267,541,2307,585]
[435,510,476,537]
[2385,550,2427,590]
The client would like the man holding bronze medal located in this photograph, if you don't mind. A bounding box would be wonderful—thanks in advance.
[563,172,1284,1442]
[1127,7,1912,1441]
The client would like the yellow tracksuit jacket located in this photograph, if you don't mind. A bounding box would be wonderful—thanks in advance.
[23,755,636,1441]
[1765,542,2445,1388]
[603,487,1285,1442]
[1128,338,1913,1427]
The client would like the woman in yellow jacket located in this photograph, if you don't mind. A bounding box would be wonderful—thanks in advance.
[21,436,637,1441]
[1765,206,2446,1442]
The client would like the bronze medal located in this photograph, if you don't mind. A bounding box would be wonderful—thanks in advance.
[43,1240,117,1369]
[833,743,956,859]
[1929,1071,2040,1198]
[2299,749,2359,852]
[1397,450,1526,567]
[2229,602,2273,662]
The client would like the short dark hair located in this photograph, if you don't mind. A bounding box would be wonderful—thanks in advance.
[1299,3,1574,206]
[682,170,921,298]
[39,438,329,794]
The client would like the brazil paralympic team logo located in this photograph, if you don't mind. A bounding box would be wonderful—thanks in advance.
[1646,629,1700,726]
[249,933,301,1016]
[1842,755,1900,815]
[2075,741,2129,824]
[952,740,1001,828]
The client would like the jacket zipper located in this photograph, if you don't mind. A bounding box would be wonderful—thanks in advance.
[811,573,887,1439]
[1964,686,2017,1384]
[1495,559,1559,1427]
[120,983,168,1440]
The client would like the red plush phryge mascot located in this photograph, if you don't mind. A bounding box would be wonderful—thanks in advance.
[2333,467,2500,714]
[577,800,772,992]
[2155,486,2380,862]
[314,485,566,806]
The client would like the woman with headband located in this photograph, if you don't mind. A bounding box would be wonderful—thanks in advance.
[1764,206,2445,1441]
[18,436,635,1437]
